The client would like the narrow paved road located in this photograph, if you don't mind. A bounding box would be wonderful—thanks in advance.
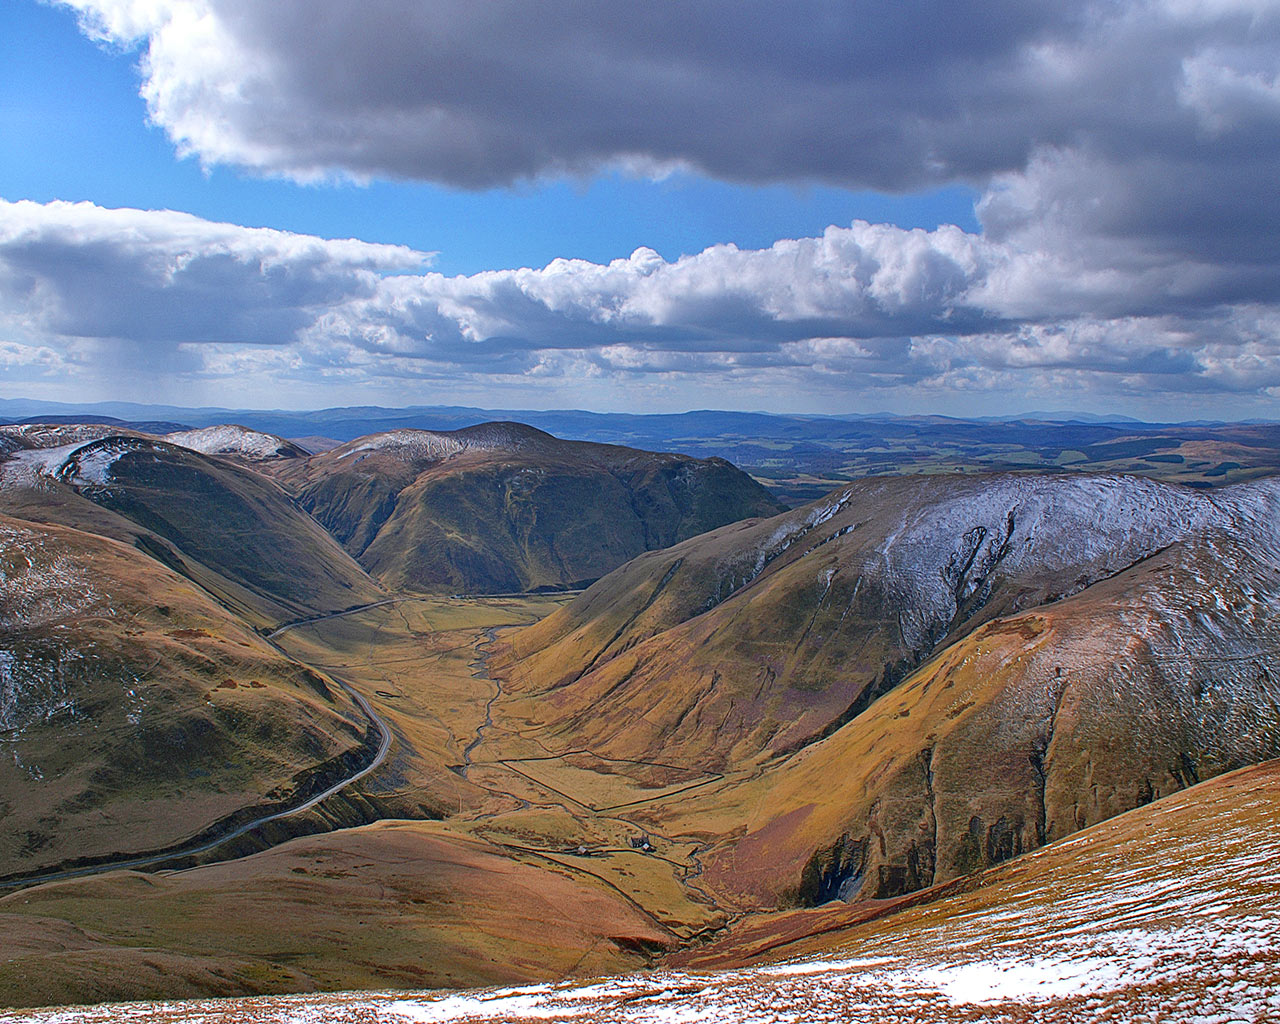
[0,674,392,892]
[266,598,410,639]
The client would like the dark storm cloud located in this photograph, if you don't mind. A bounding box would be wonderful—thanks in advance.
[60,0,1100,187]
[59,1,1280,313]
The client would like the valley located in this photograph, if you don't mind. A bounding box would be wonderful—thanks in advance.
[7,757,1280,1022]
[8,0,1280,1015]
[2,419,1280,1018]
[0,593,732,1006]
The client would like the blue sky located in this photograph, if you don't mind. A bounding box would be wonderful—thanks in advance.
[1,0,1278,417]
[1,1,979,276]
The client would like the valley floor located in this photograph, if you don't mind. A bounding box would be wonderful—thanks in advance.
[0,595,733,1007]
[5,758,1279,1022]
[6,585,1280,1019]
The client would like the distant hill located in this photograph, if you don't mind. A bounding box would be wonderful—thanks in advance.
[0,413,193,435]
[274,422,785,594]
[5,399,1278,505]
[163,425,310,462]
[0,425,384,626]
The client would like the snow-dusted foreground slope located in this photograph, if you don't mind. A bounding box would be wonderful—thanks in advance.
[10,760,1279,1023]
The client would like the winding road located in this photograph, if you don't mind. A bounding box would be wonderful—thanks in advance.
[265,597,411,639]
[0,672,393,893]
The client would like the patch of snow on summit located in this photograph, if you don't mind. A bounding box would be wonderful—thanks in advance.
[165,425,296,460]
[333,423,558,465]
[0,441,89,489]
[0,423,129,449]
[69,441,138,485]
[337,430,469,463]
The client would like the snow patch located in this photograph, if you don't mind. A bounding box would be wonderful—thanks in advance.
[68,441,137,485]
[0,441,86,489]
[0,435,161,489]
[333,424,551,465]
[0,423,128,449]
[166,425,296,460]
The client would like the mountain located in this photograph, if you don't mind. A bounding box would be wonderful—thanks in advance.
[0,425,389,881]
[276,422,785,594]
[0,512,375,881]
[10,399,1280,506]
[491,472,1280,906]
[8,758,1277,1021]
[162,425,310,463]
[4,414,1279,1015]
[0,425,384,626]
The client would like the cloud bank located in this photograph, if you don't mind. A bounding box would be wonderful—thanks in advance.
[8,1,1279,413]
[2,198,1277,414]
[55,1,1280,258]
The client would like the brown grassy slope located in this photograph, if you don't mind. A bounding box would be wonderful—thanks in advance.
[491,473,1225,770]
[279,423,784,594]
[489,473,1280,909]
[667,529,1280,908]
[0,513,370,879]
[0,432,383,627]
[14,759,1278,1022]
[679,757,1280,978]
[0,822,674,1009]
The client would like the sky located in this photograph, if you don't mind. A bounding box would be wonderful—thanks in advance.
[1,0,1278,418]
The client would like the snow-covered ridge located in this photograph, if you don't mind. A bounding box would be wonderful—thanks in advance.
[332,422,555,464]
[0,422,137,450]
[0,435,167,490]
[872,474,1219,647]
[165,424,300,461]
[706,472,1272,650]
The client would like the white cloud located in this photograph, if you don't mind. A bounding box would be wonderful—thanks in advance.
[43,1,1280,409]
[0,199,426,349]
[2,198,1278,415]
